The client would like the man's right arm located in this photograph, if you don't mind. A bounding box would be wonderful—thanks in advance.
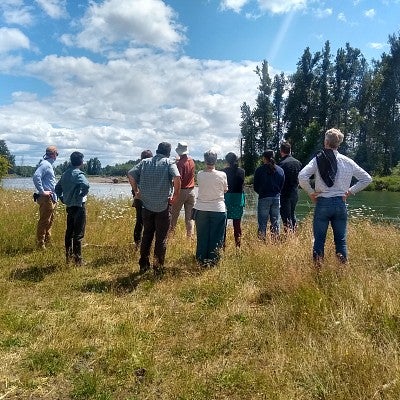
[33,164,51,196]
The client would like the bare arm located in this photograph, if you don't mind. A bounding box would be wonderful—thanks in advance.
[170,176,181,204]
[128,174,140,199]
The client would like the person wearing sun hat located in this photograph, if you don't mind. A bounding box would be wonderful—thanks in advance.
[33,145,59,249]
[170,141,196,238]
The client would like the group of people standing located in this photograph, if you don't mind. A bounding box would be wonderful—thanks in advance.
[32,127,372,274]
[127,142,245,272]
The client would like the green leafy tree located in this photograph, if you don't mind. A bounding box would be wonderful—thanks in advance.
[240,102,258,175]
[316,41,333,132]
[272,72,286,150]
[284,47,322,163]
[0,155,9,180]
[14,165,36,177]
[253,61,274,153]
[54,161,70,176]
[372,32,400,174]
[86,157,102,175]
[0,140,15,173]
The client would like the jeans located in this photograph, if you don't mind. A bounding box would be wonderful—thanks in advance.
[257,196,280,239]
[139,206,171,270]
[313,196,348,260]
[195,210,227,265]
[280,190,299,232]
[65,204,86,263]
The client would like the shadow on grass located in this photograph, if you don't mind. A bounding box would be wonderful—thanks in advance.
[2,245,36,256]
[88,246,134,269]
[164,254,209,278]
[80,271,144,294]
[9,264,59,282]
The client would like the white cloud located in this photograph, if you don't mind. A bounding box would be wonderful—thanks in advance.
[74,0,185,53]
[35,0,67,19]
[3,5,34,25]
[314,8,332,18]
[337,12,347,22]
[368,42,387,50]
[220,0,250,13]
[257,0,307,14]
[1,49,259,165]
[0,27,30,53]
[364,8,376,18]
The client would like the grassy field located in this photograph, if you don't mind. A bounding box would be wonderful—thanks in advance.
[1,188,400,399]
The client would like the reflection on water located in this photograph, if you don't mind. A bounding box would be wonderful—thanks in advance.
[2,177,400,223]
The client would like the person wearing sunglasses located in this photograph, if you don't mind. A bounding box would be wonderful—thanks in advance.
[33,145,58,249]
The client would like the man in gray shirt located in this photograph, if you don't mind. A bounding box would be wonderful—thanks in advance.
[128,142,181,275]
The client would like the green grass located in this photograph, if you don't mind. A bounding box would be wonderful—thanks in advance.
[1,188,400,399]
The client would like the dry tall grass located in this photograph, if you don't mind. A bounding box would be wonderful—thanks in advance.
[1,188,400,399]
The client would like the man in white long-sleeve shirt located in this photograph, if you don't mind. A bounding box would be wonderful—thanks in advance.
[298,128,372,264]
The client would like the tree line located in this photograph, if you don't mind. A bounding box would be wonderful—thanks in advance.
[240,32,400,176]
[0,139,227,179]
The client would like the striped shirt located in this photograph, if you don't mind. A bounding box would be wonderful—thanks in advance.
[298,151,372,197]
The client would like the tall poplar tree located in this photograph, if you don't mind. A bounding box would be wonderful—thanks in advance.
[240,102,258,175]
[253,61,274,153]
[272,72,286,151]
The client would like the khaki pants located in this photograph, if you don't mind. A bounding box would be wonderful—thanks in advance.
[36,195,56,247]
[170,188,195,237]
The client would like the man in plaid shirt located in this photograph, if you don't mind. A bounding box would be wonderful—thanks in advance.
[128,142,180,275]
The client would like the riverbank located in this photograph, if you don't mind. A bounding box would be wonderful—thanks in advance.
[1,190,400,399]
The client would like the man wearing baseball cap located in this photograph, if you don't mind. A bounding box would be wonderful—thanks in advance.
[33,145,58,249]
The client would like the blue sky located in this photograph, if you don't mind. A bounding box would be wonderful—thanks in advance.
[0,0,399,166]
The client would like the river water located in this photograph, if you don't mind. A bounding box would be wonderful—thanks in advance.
[2,177,399,223]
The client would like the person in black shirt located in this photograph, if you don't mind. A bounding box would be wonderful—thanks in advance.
[278,141,302,233]
[222,152,245,247]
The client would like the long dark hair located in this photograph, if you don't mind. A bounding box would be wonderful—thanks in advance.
[262,149,276,174]
[225,152,238,170]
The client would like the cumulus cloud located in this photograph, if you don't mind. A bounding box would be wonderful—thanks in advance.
[2,5,34,25]
[74,0,185,53]
[35,0,67,19]
[337,12,347,22]
[1,48,259,165]
[0,27,30,53]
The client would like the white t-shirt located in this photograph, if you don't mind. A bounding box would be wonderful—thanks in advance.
[195,169,228,212]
